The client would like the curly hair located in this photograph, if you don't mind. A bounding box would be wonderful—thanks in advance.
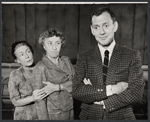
[38,28,65,47]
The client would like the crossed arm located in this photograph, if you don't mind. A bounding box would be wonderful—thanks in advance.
[72,51,145,113]
[72,54,126,103]
[32,64,73,119]
[103,51,145,112]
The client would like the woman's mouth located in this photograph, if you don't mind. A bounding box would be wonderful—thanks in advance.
[27,60,32,63]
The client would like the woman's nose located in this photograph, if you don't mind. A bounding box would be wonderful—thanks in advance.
[52,44,57,50]
[25,53,29,58]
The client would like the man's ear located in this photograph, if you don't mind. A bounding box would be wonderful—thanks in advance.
[90,25,95,36]
[113,21,118,32]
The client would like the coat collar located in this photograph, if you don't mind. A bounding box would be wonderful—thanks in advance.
[42,55,65,70]
[92,46,103,83]
[92,44,122,84]
[107,44,122,83]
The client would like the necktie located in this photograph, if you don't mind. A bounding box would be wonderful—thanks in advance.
[103,50,109,84]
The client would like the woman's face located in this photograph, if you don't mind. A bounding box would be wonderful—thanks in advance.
[14,45,34,67]
[43,36,62,59]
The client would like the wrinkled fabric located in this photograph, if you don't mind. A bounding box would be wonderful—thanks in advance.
[8,66,38,120]
[33,55,74,120]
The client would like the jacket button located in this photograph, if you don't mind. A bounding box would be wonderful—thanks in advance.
[97,89,103,92]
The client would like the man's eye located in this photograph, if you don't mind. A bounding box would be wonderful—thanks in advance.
[93,26,100,30]
[105,24,109,28]
[94,26,98,29]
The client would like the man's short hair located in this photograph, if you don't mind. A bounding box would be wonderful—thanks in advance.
[91,7,116,23]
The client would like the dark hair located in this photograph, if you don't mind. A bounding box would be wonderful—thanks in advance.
[38,28,65,47]
[91,7,116,23]
[11,40,34,59]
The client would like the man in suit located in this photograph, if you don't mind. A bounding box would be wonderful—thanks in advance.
[72,7,145,120]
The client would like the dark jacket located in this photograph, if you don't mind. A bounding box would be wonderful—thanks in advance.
[72,44,144,120]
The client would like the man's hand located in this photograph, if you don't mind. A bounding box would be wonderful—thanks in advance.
[112,82,128,94]
[83,78,92,85]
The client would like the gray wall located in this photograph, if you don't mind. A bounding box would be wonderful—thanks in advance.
[2,4,148,64]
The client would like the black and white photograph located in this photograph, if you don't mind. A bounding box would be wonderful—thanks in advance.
[1,1,148,120]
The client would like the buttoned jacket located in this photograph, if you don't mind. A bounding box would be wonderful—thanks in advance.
[72,44,145,120]
[32,55,74,120]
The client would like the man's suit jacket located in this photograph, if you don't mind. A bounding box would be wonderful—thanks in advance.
[72,44,145,120]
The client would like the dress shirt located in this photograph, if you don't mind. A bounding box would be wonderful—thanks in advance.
[98,39,116,64]
[95,40,116,108]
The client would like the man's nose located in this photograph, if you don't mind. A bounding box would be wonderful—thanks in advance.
[99,27,105,35]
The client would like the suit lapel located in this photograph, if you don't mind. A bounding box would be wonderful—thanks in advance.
[92,46,103,83]
[42,55,66,74]
[107,44,122,83]
[42,55,57,69]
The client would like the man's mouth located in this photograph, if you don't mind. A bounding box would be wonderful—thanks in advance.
[51,51,58,54]
[100,36,107,40]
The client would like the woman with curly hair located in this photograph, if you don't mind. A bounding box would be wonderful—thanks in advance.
[32,28,74,120]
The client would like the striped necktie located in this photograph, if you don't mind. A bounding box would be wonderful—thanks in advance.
[103,50,109,83]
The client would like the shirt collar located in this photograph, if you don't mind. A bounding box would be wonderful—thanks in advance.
[98,40,116,57]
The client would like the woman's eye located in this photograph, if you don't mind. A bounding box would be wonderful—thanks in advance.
[19,54,24,57]
[48,42,52,45]
[27,50,31,53]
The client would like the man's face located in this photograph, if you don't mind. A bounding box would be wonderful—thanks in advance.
[91,12,118,47]
[43,36,62,59]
